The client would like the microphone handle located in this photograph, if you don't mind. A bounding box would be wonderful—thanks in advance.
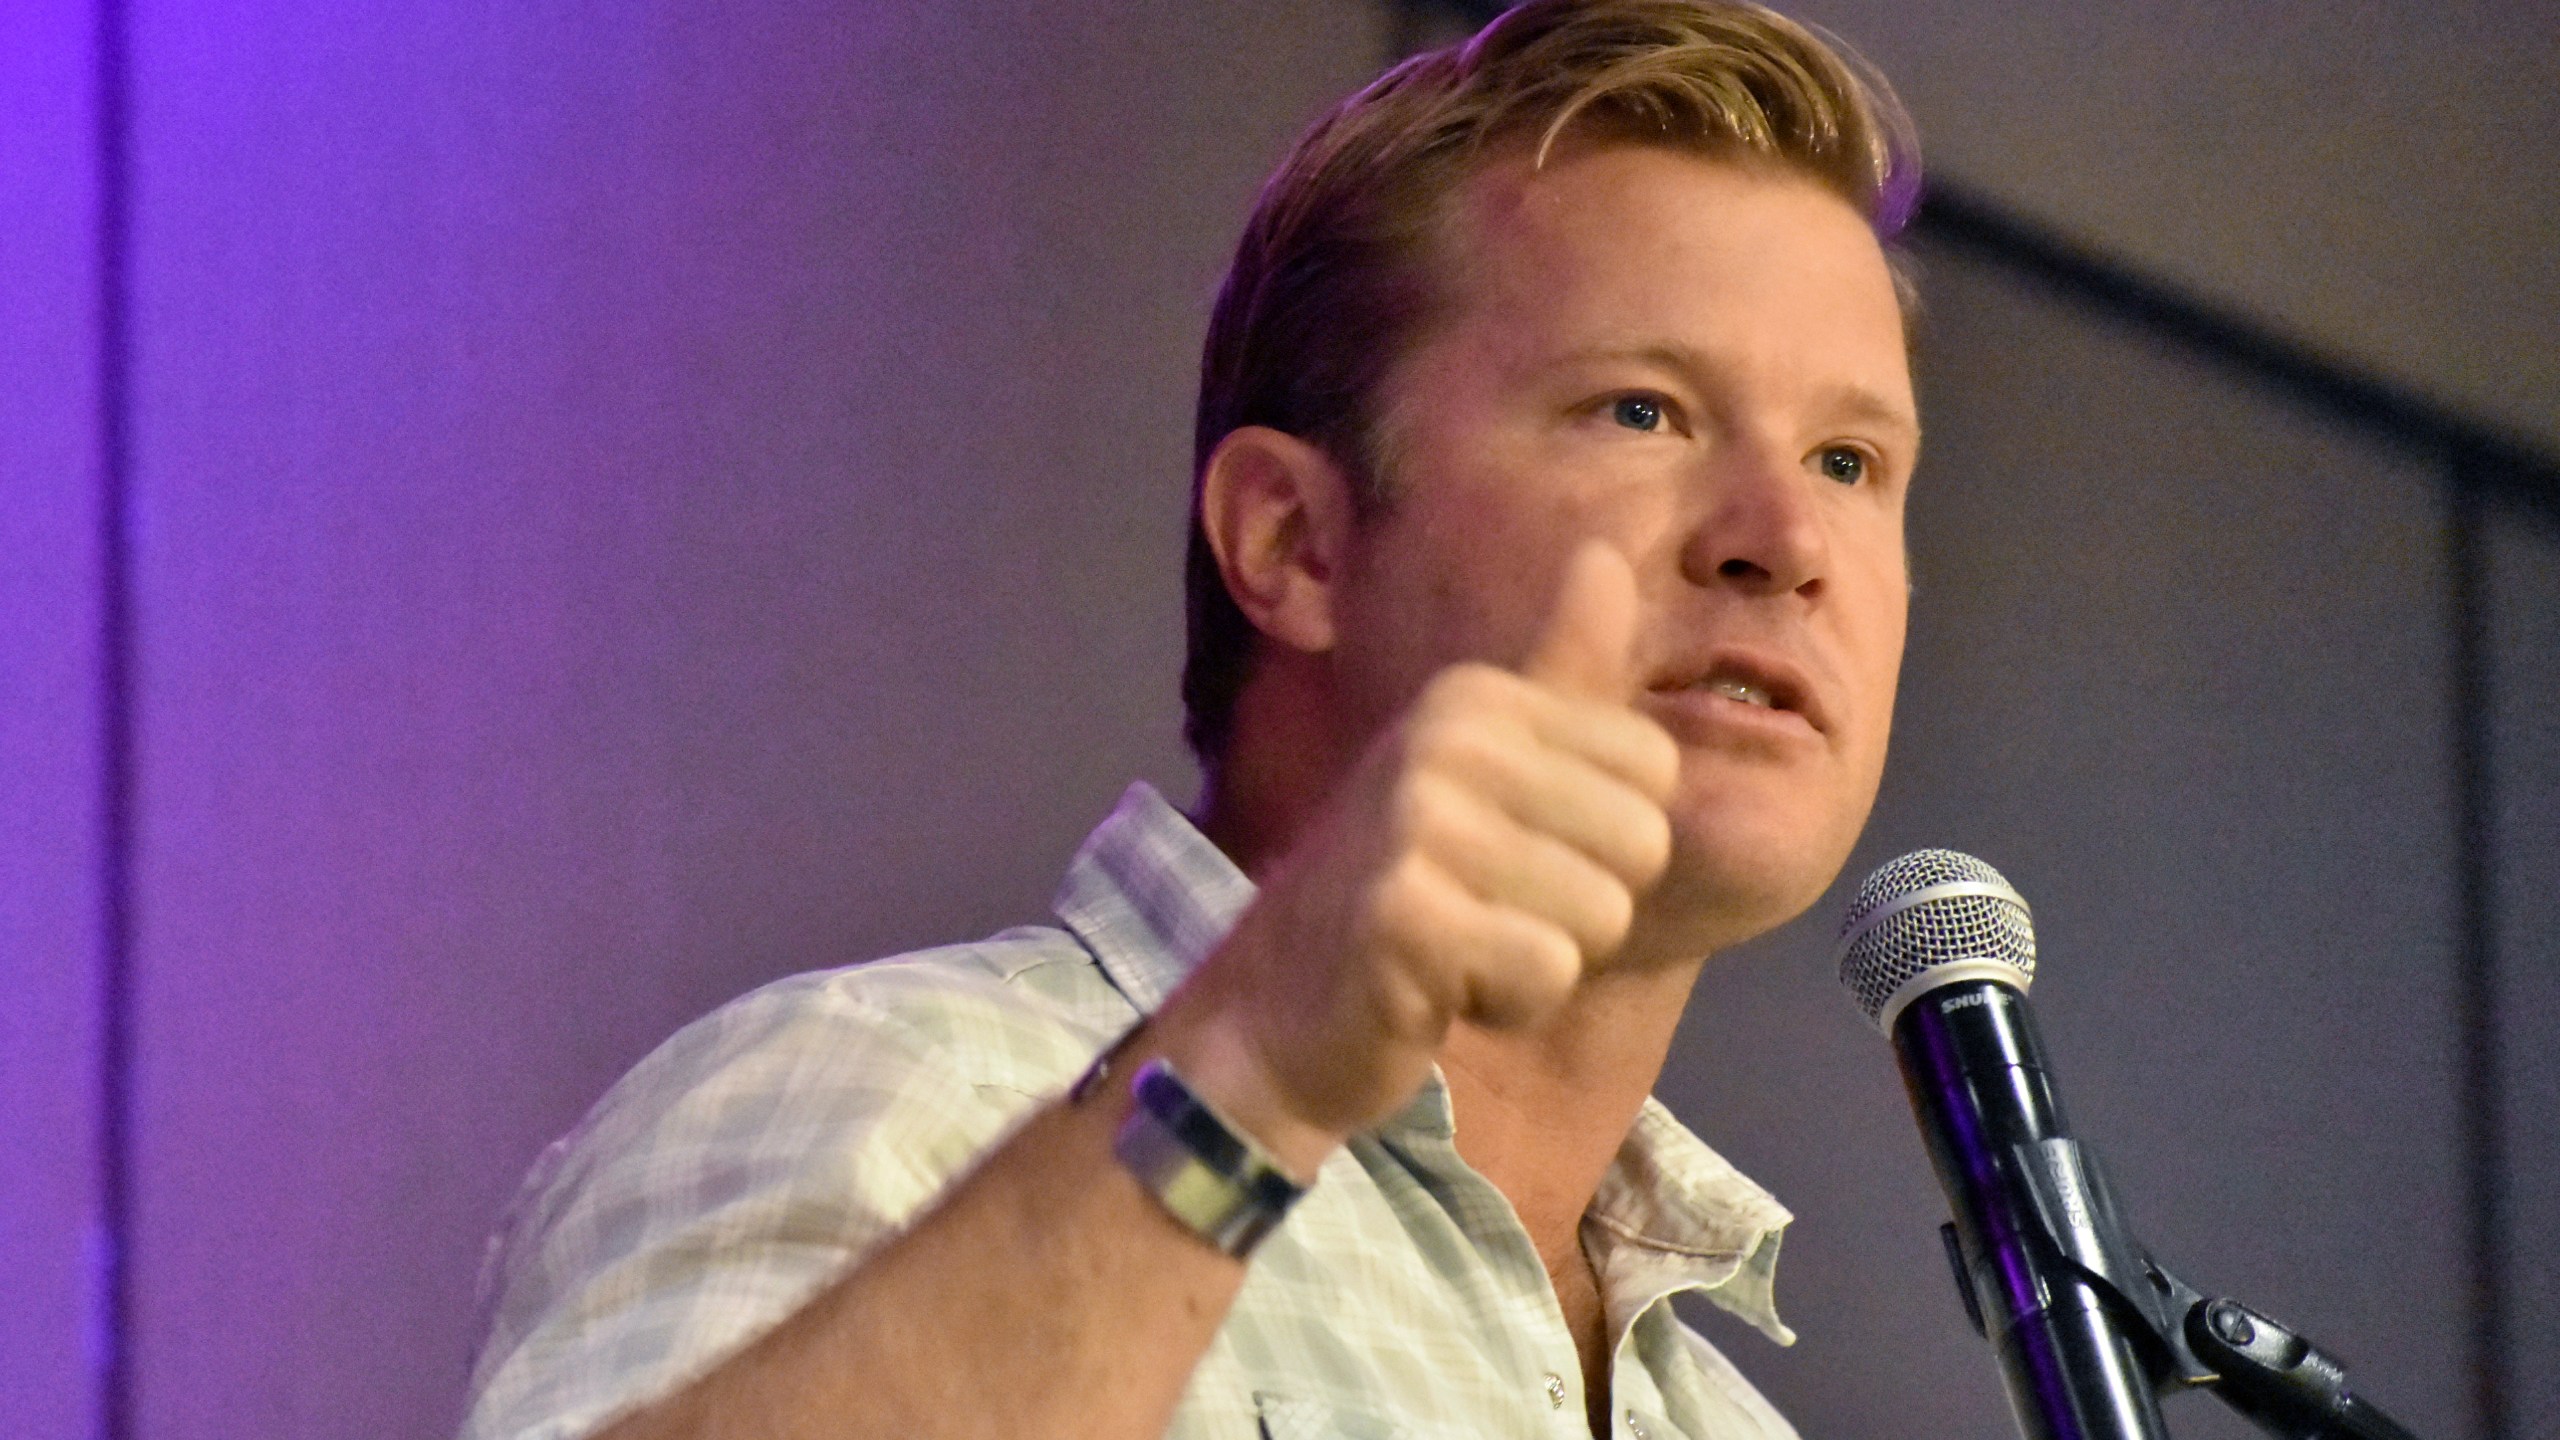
[1895,980,2172,1440]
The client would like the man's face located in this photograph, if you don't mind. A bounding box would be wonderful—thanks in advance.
[1327,142,1917,958]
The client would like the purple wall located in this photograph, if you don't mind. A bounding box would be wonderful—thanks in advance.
[112,4,1379,1436]
[0,4,106,1438]
[4,2,2553,1437]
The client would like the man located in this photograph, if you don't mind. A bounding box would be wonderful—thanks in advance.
[460,3,1920,1437]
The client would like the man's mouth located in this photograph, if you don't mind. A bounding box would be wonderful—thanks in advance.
[1645,652,1828,737]
[1700,676,1777,710]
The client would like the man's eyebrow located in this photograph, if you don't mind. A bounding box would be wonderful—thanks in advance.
[1548,341,1714,383]
[1549,344,1922,443]
[1816,384,1923,445]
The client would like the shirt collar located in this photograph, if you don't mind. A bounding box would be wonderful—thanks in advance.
[1052,781,1254,1015]
[1586,1098,1796,1347]
[1052,780,1793,1345]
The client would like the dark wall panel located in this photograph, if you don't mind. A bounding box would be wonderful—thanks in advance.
[1660,247,2471,1439]
[2491,509,2560,1440]
[0,4,105,1438]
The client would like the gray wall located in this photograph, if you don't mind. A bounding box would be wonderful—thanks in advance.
[1670,247,2541,1440]
[1799,0,2560,457]
[2,1,2551,1437]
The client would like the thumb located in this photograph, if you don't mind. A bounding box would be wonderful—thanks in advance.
[1521,541,1643,702]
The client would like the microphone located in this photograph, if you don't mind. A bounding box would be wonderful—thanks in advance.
[1837,850,2171,1440]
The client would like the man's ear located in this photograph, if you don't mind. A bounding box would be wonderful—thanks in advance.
[1197,425,1357,656]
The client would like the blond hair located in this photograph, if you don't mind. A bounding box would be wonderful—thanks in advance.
[1182,0,1919,762]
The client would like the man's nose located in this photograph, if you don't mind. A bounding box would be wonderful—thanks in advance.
[1678,441,1830,598]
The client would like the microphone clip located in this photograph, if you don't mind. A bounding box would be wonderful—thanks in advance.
[1935,1137,2424,1440]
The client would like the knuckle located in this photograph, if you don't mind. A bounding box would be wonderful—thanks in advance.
[1387,770,1462,855]
[1441,661,1511,701]
[1420,894,1585,1029]
[1594,710,1679,794]
[1422,663,1528,731]
[1529,840,1625,949]
[1513,924,1584,1010]
[1623,803,1674,881]
[1416,666,1480,720]
[1369,851,1439,937]
[1395,708,1457,777]
[1369,866,1470,1026]
[1637,723,1681,790]
[1374,969,1450,1046]
[1404,723,1529,815]
[1406,714,1489,777]
[1469,917,1581,1027]
[1582,873,1637,951]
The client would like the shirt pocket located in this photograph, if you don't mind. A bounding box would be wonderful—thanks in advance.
[1253,1389,1411,1440]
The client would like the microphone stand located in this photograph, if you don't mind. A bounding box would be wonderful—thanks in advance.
[2171,1286,2424,1440]
[1931,1136,2426,1439]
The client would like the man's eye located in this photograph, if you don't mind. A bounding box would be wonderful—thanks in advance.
[1817,445,1869,484]
[1611,395,1664,432]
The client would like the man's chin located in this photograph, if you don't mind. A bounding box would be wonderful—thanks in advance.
[1626,823,1859,962]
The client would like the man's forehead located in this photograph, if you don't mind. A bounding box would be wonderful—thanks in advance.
[1433,148,1888,312]
[1442,139,1859,253]
[1415,147,1911,386]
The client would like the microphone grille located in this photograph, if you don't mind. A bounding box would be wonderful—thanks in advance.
[1836,849,2036,1030]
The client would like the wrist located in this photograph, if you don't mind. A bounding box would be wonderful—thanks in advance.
[1145,989,1346,1185]
[1112,1058,1308,1257]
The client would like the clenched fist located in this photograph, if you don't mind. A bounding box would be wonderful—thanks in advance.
[1165,541,1682,1176]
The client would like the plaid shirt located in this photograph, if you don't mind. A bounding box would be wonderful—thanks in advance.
[460,783,1799,1440]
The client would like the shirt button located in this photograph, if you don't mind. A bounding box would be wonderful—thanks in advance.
[1543,1372,1567,1409]
[1625,1413,1651,1440]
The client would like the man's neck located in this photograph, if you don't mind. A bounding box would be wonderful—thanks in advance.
[1441,956,1704,1433]
[1190,661,1358,883]
[1438,956,1702,1257]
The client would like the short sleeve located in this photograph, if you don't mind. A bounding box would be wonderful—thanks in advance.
[456,950,1111,1440]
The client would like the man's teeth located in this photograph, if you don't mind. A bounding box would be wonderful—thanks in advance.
[1705,677,1774,709]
